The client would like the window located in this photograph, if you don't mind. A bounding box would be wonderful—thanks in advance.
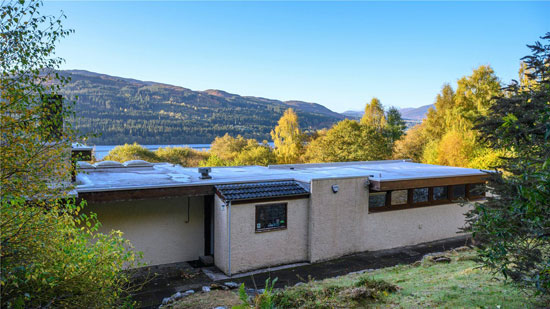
[369,183,485,213]
[433,186,448,201]
[468,183,486,198]
[452,185,466,200]
[369,192,387,208]
[255,203,287,232]
[391,190,408,205]
[412,188,429,203]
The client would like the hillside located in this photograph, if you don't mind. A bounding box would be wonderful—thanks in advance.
[60,70,344,145]
[342,104,434,121]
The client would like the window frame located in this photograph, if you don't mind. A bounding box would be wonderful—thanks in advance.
[255,202,288,233]
[369,183,485,213]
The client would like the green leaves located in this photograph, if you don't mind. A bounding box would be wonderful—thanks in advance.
[465,33,550,295]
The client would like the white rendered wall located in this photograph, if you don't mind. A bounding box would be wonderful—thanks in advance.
[213,196,309,275]
[214,196,229,274]
[87,196,204,266]
[308,177,470,263]
[363,203,471,251]
[308,177,370,262]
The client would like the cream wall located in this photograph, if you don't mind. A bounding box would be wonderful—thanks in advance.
[214,196,229,274]
[308,177,370,262]
[213,196,309,275]
[363,203,471,251]
[308,177,470,263]
[87,196,204,266]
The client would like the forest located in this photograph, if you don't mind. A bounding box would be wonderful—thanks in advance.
[59,70,344,144]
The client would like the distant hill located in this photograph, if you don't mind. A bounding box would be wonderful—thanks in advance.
[342,104,434,121]
[59,70,345,145]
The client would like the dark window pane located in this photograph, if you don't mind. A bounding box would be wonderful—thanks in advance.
[413,188,428,203]
[256,203,287,231]
[453,185,466,199]
[391,190,408,205]
[433,186,448,200]
[369,192,386,208]
[469,183,486,197]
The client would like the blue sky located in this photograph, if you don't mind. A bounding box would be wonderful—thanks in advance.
[43,1,549,112]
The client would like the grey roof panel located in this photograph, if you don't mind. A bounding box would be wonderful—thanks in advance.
[215,181,309,202]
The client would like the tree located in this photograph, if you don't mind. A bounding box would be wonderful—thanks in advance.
[393,123,427,162]
[452,65,501,130]
[233,140,276,166]
[210,133,250,162]
[303,119,391,163]
[414,66,502,168]
[465,33,550,295]
[271,108,304,164]
[360,97,386,130]
[385,106,406,144]
[1,2,141,307]
[423,84,455,141]
[104,142,160,163]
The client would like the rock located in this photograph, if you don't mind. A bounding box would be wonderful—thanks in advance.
[199,255,214,266]
[454,246,471,252]
[433,256,452,263]
[257,289,265,294]
[172,292,183,300]
[184,289,195,294]
[411,261,422,267]
[161,297,171,305]
[202,286,211,292]
[210,283,224,290]
[224,281,240,289]
[294,282,306,287]
[214,307,227,309]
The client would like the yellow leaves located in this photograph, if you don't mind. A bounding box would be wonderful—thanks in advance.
[271,108,304,164]
[360,97,387,130]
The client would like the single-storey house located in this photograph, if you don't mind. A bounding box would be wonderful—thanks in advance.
[75,159,487,276]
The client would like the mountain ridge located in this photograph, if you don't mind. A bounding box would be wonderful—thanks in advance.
[342,104,434,121]
[59,70,345,144]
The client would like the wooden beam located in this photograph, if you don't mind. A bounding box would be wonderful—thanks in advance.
[78,185,215,203]
[370,175,488,191]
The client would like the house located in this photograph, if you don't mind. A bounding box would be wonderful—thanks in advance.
[75,159,487,276]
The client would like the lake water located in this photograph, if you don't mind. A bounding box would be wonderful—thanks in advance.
[93,144,212,160]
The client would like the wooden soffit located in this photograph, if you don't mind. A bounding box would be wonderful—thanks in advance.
[370,174,488,191]
[78,185,215,203]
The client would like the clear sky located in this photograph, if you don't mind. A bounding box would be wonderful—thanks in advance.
[43,1,549,113]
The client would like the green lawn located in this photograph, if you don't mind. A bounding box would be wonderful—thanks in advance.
[170,248,547,308]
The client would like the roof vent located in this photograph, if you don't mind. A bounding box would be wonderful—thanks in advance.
[77,161,95,169]
[123,160,153,168]
[94,160,124,168]
[198,167,212,179]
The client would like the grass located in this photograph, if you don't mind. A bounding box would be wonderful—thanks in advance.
[168,290,242,309]
[170,248,547,308]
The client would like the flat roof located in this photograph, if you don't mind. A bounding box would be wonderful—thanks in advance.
[75,160,488,194]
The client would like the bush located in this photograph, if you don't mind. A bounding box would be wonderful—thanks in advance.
[1,197,143,307]
[156,146,209,167]
[104,143,159,163]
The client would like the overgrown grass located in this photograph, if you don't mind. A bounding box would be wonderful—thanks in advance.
[171,248,547,308]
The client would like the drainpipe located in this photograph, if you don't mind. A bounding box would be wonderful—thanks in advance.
[227,201,232,277]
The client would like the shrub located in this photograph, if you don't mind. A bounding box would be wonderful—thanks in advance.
[155,146,209,167]
[1,197,143,307]
[104,142,159,163]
